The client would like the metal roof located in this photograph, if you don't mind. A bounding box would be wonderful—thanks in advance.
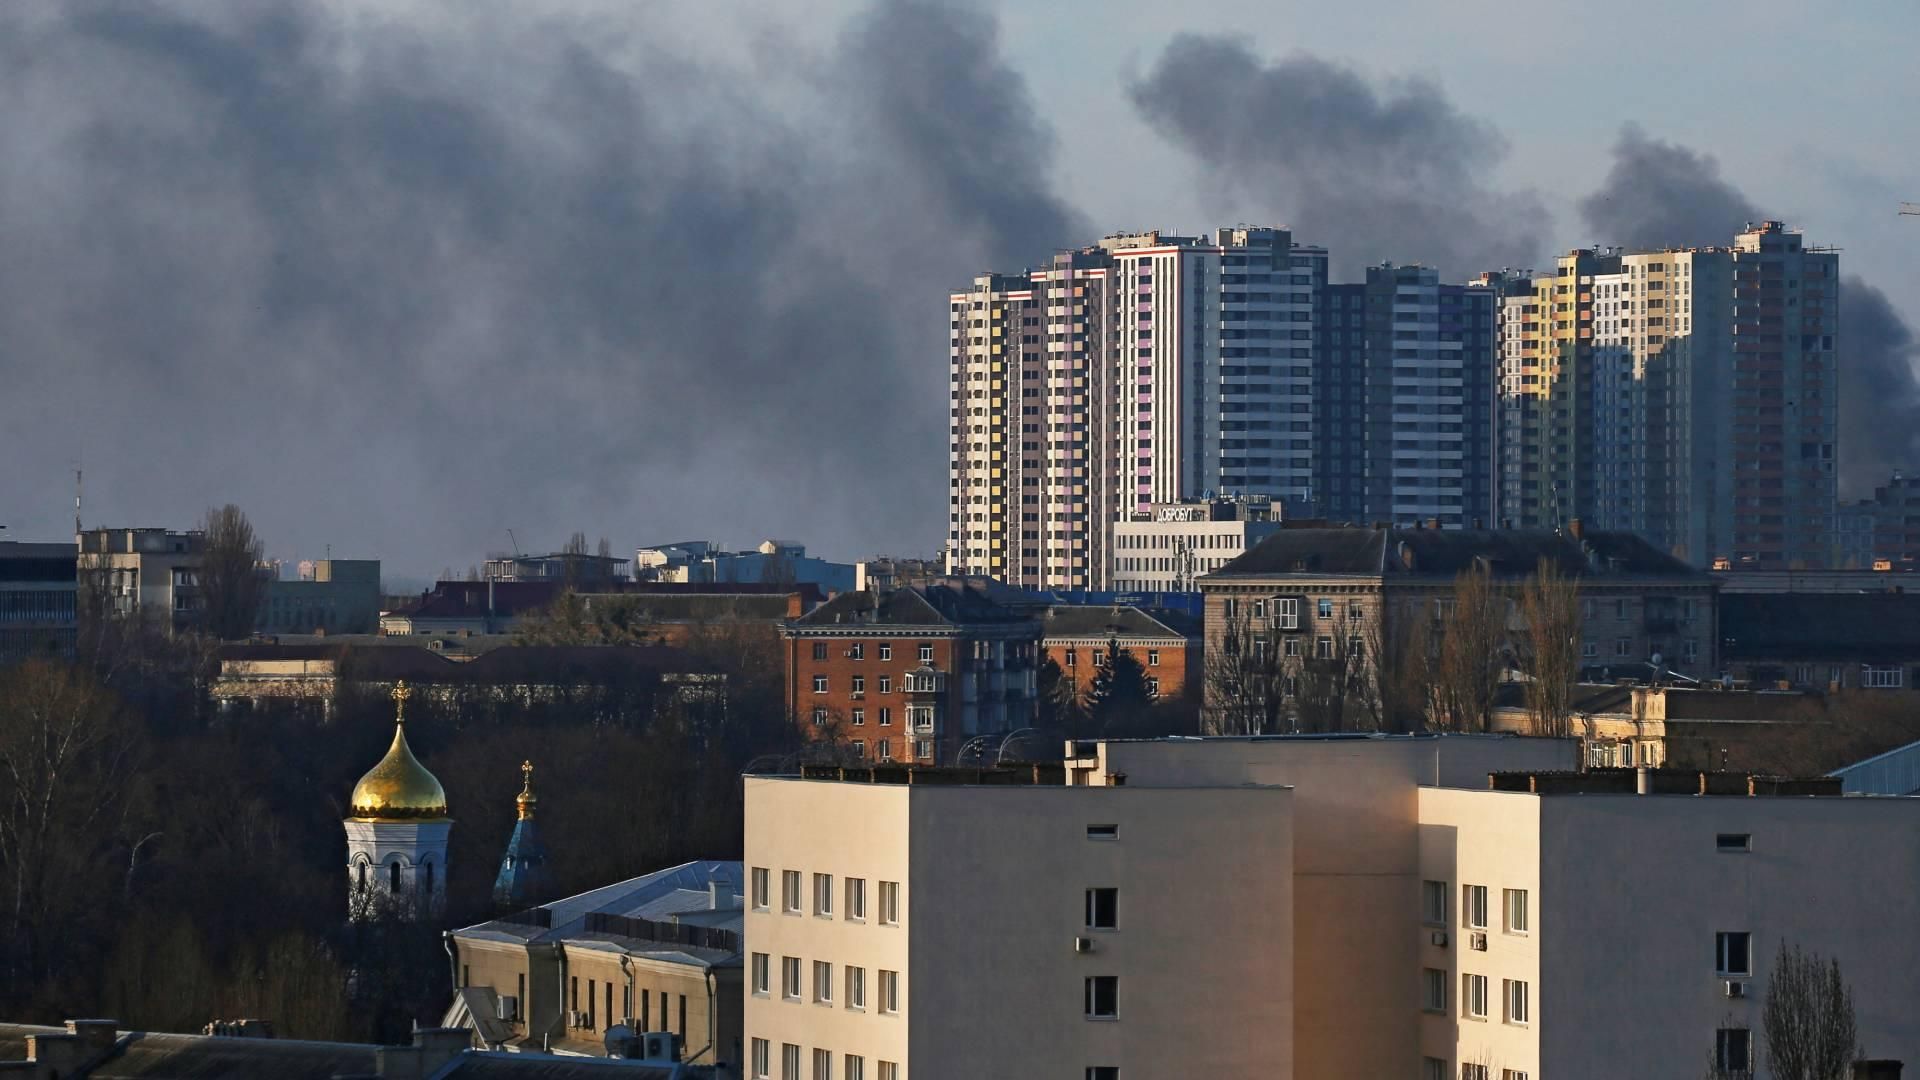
[1830,737,1920,795]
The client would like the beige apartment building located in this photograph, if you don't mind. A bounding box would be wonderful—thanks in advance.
[747,736,1920,1077]
[741,768,1294,1080]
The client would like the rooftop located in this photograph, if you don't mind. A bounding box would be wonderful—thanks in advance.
[1209,525,1703,580]
[216,643,712,682]
[795,763,1068,786]
[455,859,742,967]
[789,581,1037,630]
[1040,605,1200,640]
[1721,593,1920,661]
[1487,768,1844,797]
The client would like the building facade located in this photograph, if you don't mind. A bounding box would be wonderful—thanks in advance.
[258,558,381,634]
[1110,497,1283,592]
[1039,604,1200,703]
[781,583,1041,765]
[0,541,77,662]
[948,227,1327,590]
[1316,265,1496,528]
[75,526,204,631]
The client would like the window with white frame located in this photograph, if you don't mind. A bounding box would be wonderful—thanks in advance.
[918,642,934,663]
[878,643,892,661]
[781,956,801,1001]
[1502,1071,1529,1080]
[1461,973,1488,1019]
[1716,931,1752,976]
[851,675,865,695]
[1085,888,1117,930]
[751,1038,770,1080]
[1277,597,1300,629]
[751,952,769,996]
[1462,884,1488,929]
[811,707,828,726]
[846,877,866,921]
[1317,598,1334,619]
[878,674,892,693]
[814,873,833,916]
[782,1044,800,1080]
[812,1048,830,1080]
[1503,888,1529,934]
[782,870,802,914]
[878,1063,898,1080]
[1422,968,1446,1012]
[1615,637,1632,657]
[878,970,899,1014]
[845,966,866,1010]
[813,960,833,1004]
[1503,978,1529,1025]
[851,739,865,758]
[1084,975,1118,1018]
[1863,665,1903,688]
[1462,1066,1489,1080]
[848,642,864,660]
[813,675,829,693]
[1421,880,1447,925]
[751,867,770,910]
[878,881,899,925]
[844,1056,864,1080]
[850,708,865,726]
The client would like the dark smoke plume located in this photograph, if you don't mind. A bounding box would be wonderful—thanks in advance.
[1577,125,1920,496]
[0,1,1084,574]
[1125,35,1549,278]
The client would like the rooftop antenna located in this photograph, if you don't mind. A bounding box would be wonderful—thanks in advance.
[74,466,83,537]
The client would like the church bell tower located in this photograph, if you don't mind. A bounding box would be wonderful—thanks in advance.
[344,682,451,921]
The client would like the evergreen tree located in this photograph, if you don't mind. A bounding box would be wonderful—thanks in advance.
[1085,638,1157,735]
[1036,655,1083,735]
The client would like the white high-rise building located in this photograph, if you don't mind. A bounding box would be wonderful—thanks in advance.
[947,227,1326,590]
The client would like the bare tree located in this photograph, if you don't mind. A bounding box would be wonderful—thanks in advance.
[1433,566,1509,733]
[1363,597,1432,733]
[1520,557,1582,738]
[1289,631,1367,733]
[198,504,268,640]
[1764,942,1860,1080]
[1203,607,1286,735]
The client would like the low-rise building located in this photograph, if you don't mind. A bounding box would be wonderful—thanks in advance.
[1110,496,1285,592]
[1721,592,1920,692]
[483,551,633,588]
[258,558,381,635]
[1039,605,1200,702]
[1487,682,1829,772]
[76,526,204,631]
[781,582,1041,765]
[0,541,78,662]
[637,540,855,594]
[447,859,743,1065]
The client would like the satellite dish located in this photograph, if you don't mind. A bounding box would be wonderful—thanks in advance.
[1649,652,1663,667]
[604,1024,637,1058]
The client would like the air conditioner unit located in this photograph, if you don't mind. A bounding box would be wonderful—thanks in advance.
[642,1032,681,1061]
[1724,979,1747,999]
[1074,936,1095,953]
[496,995,518,1022]
[1469,932,1488,951]
[1430,930,1448,948]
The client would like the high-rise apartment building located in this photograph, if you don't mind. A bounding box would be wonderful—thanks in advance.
[948,228,1325,589]
[1317,265,1496,527]
[1494,223,1837,568]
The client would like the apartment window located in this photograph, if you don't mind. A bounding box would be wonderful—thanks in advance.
[1582,641,1599,659]
[878,970,899,1014]
[1717,833,1752,853]
[813,675,829,694]
[1086,1070,1119,1080]
[1421,1059,1448,1080]
[878,881,900,925]
[1283,636,1299,658]
[1462,884,1488,929]
[918,642,934,663]
[1277,597,1300,629]
[877,739,893,761]
[781,956,802,1001]
[1462,1067,1489,1080]
[879,1064,899,1080]
[846,877,867,920]
[752,1038,770,1080]
[878,675,892,694]
[1422,880,1448,925]
[812,643,828,661]
[782,870,802,914]
[813,1048,831,1080]
[879,707,892,726]
[1716,1028,1752,1073]
[752,867,770,910]
[846,966,866,1010]
[850,708,865,726]
[917,737,933,759]
[851,739,866,758]
[878,643,892,661]
[1084,975,1118,1019]
[1147,649,1160,667]
[1066,648,1077,667]
[1502,1072,1529,1080]
[1716,931,1752,976]
[849,642,864,660]
[1615,637,1632,657]
[783,1044,801,1080]
[1085,888,1117,930]
[814,960,833,1004]
[1503,978,1530,1025]
[1315,636,1333,659]
[1503,888,1529,934]
[1615,598,1630,620]
[850,675,865,695]
[751,953,770,996]
[1422,968,1447,1012]
[845,1056,864,1080]
[1462,973,1488,1019]
[1348,599,1364,621]
[1087,823,1118,840]
[1864,665,1903,688]
[812,707,828,726]
[814,873,834,916]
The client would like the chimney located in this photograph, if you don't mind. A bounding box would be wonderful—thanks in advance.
[1427,518,1441,531]
[1568,518,1584,541]
[1635,765,1651,795]
[709,876,734,911]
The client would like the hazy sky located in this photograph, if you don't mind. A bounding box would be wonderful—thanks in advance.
[2,0,1916,582]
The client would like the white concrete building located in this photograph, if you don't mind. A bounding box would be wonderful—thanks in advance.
[742,770,1294,1080]
[1111,497,1283,592]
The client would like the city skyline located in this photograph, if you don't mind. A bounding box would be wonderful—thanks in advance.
[1,1,1915,577]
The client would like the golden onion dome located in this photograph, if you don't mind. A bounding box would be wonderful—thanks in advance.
[348,682,449,821]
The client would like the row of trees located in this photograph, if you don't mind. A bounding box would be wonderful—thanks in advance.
[1202,558,1584,737]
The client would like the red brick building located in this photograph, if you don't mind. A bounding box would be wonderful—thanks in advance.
[1040,605,1201,703]
[781,582,1041,765]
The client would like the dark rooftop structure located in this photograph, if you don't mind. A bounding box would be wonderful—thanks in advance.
[1210,524,1705,581]
[790,581,1038,629]
[1721,593,1920,663]
[1487,768,1844,797]
[1040,605,1200,640]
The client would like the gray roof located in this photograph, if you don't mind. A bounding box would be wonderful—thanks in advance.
[791,582,1036,630]
[1721,593,1920,662]
[1831,737,1920,796]
[0,1023,379,1079]
[1040,605,1200,640]
[456,860,742,968]
[1209,526,1703,581]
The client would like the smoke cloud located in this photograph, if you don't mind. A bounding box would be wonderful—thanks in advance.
[1124,35,1549,279]
[1576,125,1920,496]
[0,1,1083,576]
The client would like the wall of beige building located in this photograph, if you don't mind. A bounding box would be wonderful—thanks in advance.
[742,776,1294,1080]
[1069,735,1576,1077]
